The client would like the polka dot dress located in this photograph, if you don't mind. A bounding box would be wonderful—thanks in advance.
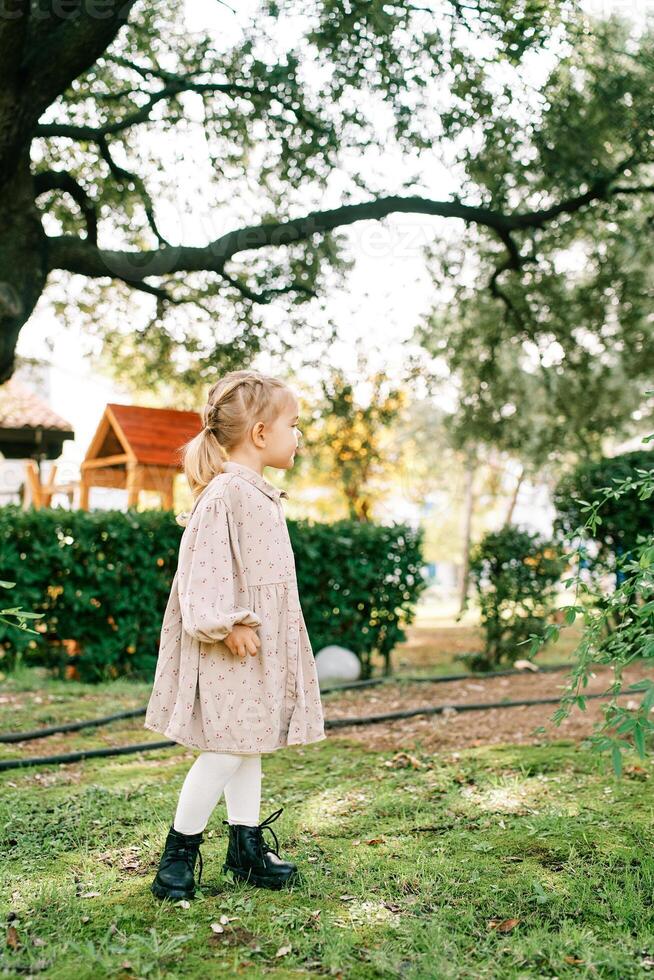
[144,460,327,754]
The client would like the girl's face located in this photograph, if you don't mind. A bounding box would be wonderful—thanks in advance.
[264,394,302,469]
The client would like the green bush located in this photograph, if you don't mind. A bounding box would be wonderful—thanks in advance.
[468,525,566,671]
[553,450,654,572]
[0,504,426,682]
[527,429,654,772]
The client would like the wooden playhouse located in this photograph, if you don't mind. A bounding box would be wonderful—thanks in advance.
[80,404,202,510]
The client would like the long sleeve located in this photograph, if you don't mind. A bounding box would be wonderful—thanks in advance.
[176,494,262,643]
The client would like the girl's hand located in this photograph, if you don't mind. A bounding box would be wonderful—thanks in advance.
[224,624,261,659]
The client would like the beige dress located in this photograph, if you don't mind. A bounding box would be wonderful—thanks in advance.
[143,460,327,754]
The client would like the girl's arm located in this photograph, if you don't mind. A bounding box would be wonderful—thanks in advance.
[177,494,262,643]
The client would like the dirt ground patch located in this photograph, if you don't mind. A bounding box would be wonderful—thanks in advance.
[322,663,652,753]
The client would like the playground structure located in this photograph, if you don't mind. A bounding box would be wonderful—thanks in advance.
[0,377,75,509]
[0,377,202,511]
[79,403,201,510]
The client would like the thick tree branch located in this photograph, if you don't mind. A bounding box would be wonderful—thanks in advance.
[34,169,98,244]
[45,171,654,288]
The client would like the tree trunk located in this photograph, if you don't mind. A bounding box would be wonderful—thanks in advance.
[458,450,476,616]
[0,151,46,382]
[503,465,525,527]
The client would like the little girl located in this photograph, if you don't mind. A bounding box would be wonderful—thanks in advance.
[144,369,326,898]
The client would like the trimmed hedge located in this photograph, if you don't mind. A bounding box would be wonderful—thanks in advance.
[0,504,427,682]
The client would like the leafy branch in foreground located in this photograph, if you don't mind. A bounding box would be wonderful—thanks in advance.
[0,580,45,635]
[523,424,654,773]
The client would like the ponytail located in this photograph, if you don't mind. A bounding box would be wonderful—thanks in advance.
[179,369,291,500]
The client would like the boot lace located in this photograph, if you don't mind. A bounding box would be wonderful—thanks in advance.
[223,807,284,860]
[253,807,283,859]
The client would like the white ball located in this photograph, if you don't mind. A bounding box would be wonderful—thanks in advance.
[315,645,361,687]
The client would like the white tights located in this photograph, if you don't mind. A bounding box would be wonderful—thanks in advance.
[173,751,262,835]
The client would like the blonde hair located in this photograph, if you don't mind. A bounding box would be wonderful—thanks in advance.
[180,369,292,499]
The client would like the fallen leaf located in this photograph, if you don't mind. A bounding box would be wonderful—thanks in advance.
[514,659,539,672]
[365,837,385,845]
[564,955,585,965]
[339,895,356,902]
[80,892,101,899]
[386,752,425,770]
[275,944,292,957]
[210,923,224,934]
[175,900,191,910]
[6,925,20,950]
[488,918,520,933]
[624,766,649,780]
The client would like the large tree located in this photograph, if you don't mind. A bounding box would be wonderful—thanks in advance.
[1,1,652,387]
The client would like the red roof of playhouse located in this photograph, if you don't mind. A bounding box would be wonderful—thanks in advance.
[91,404,203,469]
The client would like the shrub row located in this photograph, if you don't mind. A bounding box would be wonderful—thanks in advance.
[0,504,427,682]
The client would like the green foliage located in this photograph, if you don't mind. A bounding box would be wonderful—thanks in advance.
[525,427,654,772]
[468,526,566,671]
[0,580,44,633]
[301,360,408,521]
[553,449,654,570]
[0,505,426,683]
[0,505,181,683]
[415,17,654,470]
[30,1,654,405]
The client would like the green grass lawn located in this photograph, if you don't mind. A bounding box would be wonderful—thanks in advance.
[2,673,654,978]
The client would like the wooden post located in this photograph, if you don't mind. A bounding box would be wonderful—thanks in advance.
[79,475,90,510]
[126,461,140,508]
[160,475,175,510]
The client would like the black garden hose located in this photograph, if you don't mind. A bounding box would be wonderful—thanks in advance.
[0,707,149,743]
[0,688,625,772]
[0,662,575,744]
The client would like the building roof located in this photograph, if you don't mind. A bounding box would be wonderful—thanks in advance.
[92,403,203,468]
[0,377,74,432]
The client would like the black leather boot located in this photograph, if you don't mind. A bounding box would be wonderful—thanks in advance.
[222,807,298,890]
[151,826,204,900]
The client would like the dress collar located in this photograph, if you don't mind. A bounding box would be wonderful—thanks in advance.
[175,460,288,526]
[221,460,289,501]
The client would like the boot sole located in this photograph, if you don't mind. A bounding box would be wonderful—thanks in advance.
[222,862,297,890]
[151,877,196,901]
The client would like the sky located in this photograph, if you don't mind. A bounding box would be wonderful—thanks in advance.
[10,0,653,497]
